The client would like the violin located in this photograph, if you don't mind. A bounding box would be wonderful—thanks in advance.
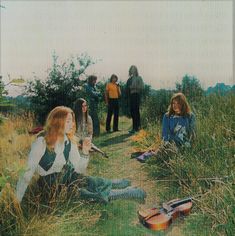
[138,197,192,231]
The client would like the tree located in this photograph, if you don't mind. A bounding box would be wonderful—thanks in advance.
[0,76,6,101]
[0,75,26,114]
[0,76,10,122]
[176,74,204,100]
[26,53,96,123]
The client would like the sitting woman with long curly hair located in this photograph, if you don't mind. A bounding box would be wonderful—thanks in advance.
[135,92,196,162]
[16,106,146,204]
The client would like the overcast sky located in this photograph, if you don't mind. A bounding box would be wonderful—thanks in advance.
[0,0,233,96]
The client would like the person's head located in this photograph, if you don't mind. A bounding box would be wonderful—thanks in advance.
[73,98,88,128]
[44,106,76,148]
[168,93,191,116]
[87,75,97,86]
[110,74,118,83]
[129,65,139,77]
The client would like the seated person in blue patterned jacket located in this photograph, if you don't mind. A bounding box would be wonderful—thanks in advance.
[162,92,196,147]
[135,93,196,162]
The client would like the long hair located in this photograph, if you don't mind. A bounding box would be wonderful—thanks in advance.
[87,75,97,86]
[44,106,76,148]
[167,93,191,116]
[73,98,88,129]
[129,65,139,77]
[110,74,118,82]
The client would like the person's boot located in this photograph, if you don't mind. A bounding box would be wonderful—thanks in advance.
[79,188,109,204]
[111,179,131,189]
[108,186,146,203]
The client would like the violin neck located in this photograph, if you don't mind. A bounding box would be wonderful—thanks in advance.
[170,197,192,209]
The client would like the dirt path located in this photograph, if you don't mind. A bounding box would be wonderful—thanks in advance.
[92,118,158,198]
[89,117,183,236]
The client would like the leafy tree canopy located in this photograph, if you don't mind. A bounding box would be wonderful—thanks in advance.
[25,53,96,123]
[176,74,204,100]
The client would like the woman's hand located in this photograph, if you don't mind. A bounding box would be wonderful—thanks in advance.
[82,137,92,155]
[83,138,91,148]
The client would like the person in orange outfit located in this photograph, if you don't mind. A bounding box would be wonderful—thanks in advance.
[105,74,121,132]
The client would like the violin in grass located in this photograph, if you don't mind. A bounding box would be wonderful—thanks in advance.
[138,197,192,231]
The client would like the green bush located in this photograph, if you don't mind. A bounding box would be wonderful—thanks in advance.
[25,53,96,123]
[141,89,173,127]
[176,74,204,101]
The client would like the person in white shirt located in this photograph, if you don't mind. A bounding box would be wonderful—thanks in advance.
[73,97,93,172]
[16,106,146,204]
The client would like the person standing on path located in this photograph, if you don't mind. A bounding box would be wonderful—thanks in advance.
[126,65,144,134]
[84,75,101,136]
[105,74,121,132]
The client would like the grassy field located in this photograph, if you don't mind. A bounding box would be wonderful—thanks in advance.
[138,94,235,236]
[0,94,234,235]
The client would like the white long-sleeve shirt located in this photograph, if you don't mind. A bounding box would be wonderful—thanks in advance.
[16,135,87,203]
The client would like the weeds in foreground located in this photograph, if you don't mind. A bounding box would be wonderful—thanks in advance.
[133,94,235,236]
[0,95,234,235]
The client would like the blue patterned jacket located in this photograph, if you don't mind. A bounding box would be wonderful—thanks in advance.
[162,112,196,147]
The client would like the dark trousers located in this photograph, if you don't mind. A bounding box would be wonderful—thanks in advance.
[106,99,119,131]
[130,93,141,131]
[36,168,87,203]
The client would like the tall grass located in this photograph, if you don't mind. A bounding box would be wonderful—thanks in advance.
[133,94,235,235]
[0,113,110,235]
[0,113,35,235]
[0,94,234,235]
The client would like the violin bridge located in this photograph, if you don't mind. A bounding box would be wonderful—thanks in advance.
[162,203,173,212]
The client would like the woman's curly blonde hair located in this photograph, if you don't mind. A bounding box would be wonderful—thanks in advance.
[44,106,76,148]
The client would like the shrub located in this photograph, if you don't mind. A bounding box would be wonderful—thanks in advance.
[176,74,204,101]
[141,89,173,127]
[25,53,96,123]
[0,76,12,123]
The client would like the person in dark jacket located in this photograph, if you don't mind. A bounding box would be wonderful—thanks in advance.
[126,65,144,133]
[84,75,101,136]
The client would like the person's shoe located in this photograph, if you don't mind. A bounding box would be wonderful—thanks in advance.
[106,130,112,133]
[102,152,109,158]
[128,130,136,134]
[79,188,109,203]
[111,179,131,189]
[113,129,121,132]
[108,186,146,203]
[136,151,155,163]
[131,151,145,159]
